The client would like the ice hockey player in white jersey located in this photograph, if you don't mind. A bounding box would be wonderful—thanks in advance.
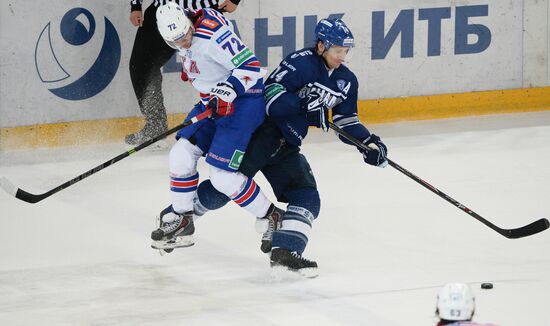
[436,283,498,326]
[150,3,282,252]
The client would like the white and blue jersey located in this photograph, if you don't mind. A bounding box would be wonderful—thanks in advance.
[169,7,272,219]
[176,8,266,171]
[178,8,265,100]
[264,48,371,146]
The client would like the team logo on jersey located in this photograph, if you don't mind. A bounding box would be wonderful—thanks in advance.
[337,79,351,94]
[216,30,232,44]
[231,48,253,67]
[229,150,245,170]
[34,7,121,101]
[299,82,347,108]
[188,60,200,74]
[202,19,220,30]
[337,79,347,91]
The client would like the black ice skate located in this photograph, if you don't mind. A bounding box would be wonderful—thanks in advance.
[151,208,195,252]
[258,204,284,253]
[270,248,318,278]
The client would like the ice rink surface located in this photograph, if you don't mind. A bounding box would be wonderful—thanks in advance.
[1,112,549,325]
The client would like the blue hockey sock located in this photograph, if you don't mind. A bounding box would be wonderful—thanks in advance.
[272,188,320,255]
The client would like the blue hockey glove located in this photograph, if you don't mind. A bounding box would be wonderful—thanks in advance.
[302,93,329,132]
[361,134,388,168]
[209,82,237,117]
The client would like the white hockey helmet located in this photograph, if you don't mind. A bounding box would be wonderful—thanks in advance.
[156,2,192,49]
[436,283,475,321]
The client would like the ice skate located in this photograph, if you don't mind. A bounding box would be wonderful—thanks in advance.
[270,247,318,278]
[151,207,195,253]
[256,204,284,253]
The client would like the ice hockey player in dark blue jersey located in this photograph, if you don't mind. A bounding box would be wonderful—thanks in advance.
[192,17,389,278]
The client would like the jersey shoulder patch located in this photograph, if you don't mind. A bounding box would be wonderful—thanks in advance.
[289,48,314,59]
[197,9,229,31]
[194,9,230,40]
[201,18,220,30]
[284,48,318,69]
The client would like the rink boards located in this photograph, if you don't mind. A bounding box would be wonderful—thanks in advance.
[1,86,549,149]
[0,0,549,148]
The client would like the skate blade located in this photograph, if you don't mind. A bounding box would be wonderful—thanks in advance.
[297,267,319,279]
[270,265,319,279]
[151,235,195,250]
[158,248,174,256]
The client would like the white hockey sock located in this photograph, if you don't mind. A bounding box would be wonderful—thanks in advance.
[230,177,271,217]
[170,173,199,213]
[169,138,203,213]
[209,166,271,217]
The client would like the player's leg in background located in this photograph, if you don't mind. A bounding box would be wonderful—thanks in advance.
[127,4,176,145]
[194,121,286,215]
[200,94,274,219]
[264,150,320,255]
[263,150,320,276]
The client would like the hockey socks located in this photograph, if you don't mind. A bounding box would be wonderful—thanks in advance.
[208,167,272,218]
[170,173,199,213]
[229,177,271,217]
[271,206,315,255]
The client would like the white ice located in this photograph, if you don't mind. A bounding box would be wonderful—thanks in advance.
[1,112,549,326]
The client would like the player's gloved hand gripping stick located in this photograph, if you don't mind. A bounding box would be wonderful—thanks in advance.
[0,109,213,204]
[328,121,549,239]
[208,82,237,117]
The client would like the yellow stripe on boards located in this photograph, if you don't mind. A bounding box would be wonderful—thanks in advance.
[1,87,549,150]
[357,87,550,124]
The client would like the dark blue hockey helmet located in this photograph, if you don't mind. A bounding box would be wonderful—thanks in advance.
[314,18,355,50]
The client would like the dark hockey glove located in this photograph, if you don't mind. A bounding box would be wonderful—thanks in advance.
[209,82,237,117]
[302,93,329,132]
[360,134,388,168]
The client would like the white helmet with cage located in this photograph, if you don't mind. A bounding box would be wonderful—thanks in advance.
[436,283,476,321]
[156,2,192,49]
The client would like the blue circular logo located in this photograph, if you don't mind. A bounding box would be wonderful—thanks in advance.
[35,8,121,101]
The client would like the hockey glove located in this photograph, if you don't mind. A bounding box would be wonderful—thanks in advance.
[209,82,237,117]
[302,93,329,132]
[361,134,388,168]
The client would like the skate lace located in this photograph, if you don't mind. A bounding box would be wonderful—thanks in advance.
[291,251,314,264]
[262,219,275,240]
[262,210,281,241]
[160,213,186,233]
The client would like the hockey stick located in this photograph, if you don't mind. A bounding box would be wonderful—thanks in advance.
[328,122,549,239]
[0,109,213,204]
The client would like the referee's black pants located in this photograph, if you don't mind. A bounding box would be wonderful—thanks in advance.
[129,4,175,130]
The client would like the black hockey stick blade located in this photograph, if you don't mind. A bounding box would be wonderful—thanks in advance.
[0,177,44,203]
[504,218,550,239]
[0,177,47,203]
[328,121,549,239]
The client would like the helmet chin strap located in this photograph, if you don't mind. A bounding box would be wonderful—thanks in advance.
[316,41,331,69]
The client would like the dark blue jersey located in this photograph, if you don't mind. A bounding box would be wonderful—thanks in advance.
[264,48,371,146]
